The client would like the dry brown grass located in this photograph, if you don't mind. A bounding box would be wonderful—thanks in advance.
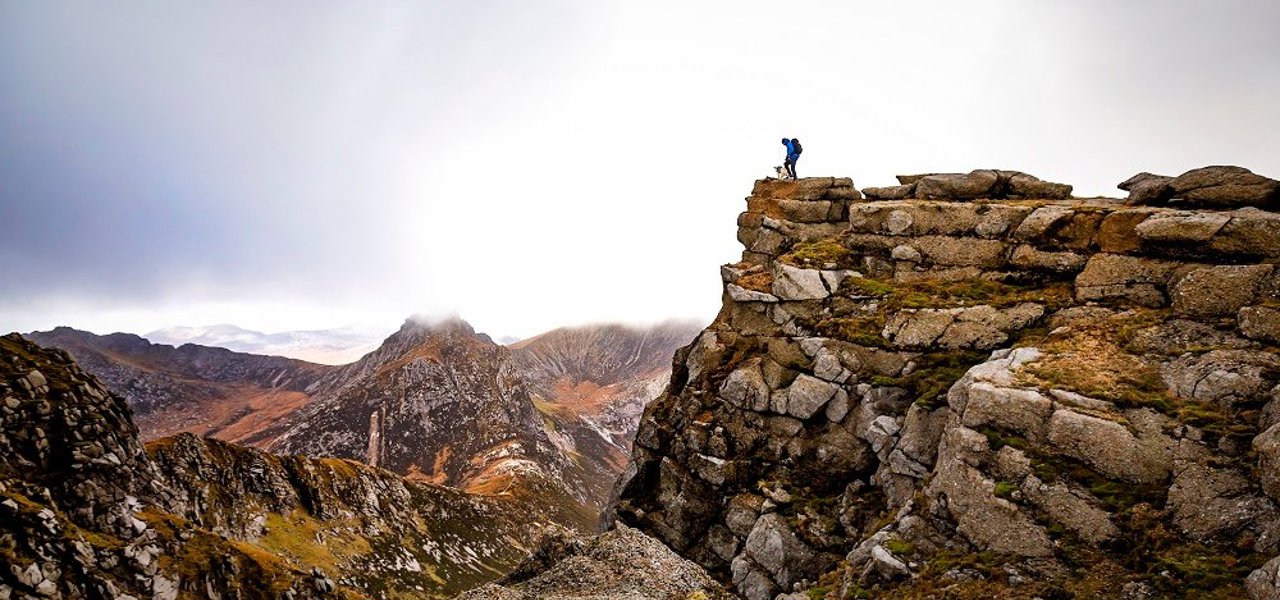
[736,271,774,293]
[1016,314,1177,413]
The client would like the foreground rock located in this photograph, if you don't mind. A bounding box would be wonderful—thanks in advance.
[453,525,731,600]
[619,174,1280,599]
[0,333,552,600]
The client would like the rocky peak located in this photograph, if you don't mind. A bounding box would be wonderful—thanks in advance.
[386,315,490,347]
[617,170,1280,600]
[266,314,600,527]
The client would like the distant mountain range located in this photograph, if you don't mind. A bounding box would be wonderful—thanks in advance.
[145,323,384,364]
[28,317,702,523]
[0,332,578,599]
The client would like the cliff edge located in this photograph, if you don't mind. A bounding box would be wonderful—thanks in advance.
[616,168,1280,600]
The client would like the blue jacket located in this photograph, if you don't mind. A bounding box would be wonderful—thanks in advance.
[782,139,795,156]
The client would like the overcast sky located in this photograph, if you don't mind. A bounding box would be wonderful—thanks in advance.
[2,0,1278,341]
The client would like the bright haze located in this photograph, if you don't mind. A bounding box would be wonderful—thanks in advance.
[2,1,1278,341]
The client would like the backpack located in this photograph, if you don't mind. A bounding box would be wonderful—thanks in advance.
[792,138,803,155]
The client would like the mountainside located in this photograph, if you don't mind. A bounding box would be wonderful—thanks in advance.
[266,318,600,527]
[0,333,551,600]
[146,324,382,365]
[27,326,333,445]
[510,322,702,501]
[616,170,1280,600]
[267,319,694,522]
[29,320,693,524]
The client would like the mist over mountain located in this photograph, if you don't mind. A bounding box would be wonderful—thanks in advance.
[146,323,383,365]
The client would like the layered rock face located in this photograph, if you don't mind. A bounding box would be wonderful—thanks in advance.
[27,327,333,445]
[617,173,1280,599]
[0,333,554,600]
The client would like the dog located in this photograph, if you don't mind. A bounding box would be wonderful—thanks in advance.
[774,165,793,179]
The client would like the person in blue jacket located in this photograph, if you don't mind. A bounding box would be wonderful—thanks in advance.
[781,137,802,179]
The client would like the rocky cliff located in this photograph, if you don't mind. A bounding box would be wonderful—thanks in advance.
[616,168,1280,600]
[0,333,557,600]
[26,327,333,445]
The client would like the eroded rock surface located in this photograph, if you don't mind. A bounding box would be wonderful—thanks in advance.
[452,525,730,600]
[618,174,1280,600]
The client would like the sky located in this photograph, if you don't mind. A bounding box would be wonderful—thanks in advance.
[2,0,1278,342]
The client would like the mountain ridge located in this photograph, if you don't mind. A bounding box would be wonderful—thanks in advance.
[0,332,552,600]
[26,326,333,445]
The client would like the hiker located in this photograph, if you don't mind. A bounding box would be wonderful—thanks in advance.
[782,137,802,179]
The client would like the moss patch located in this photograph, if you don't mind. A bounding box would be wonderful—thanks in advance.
[993,481,1018,499]
[779,238,856,269]
[845,277,896,298]
[883,279,1073,312]
[814,316,888,349]
[872,351,990,409]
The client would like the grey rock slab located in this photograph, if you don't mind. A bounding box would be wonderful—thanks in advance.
[1134,212,1230,242]
[885,209,914,234]
[730,555,776,600]
[1256,423,1280,501]
[824,389,851,423]
[1119,172,1175,205]
[883,309,956,349]
[742,513,821,592]
[863,184,916,200]
[928,428,1053,557]
[1170,165,1280,208]
[785,375,840,419]
[891,244,922,262]
[1012,205,1075,240]
[727,284,780,303]
[1247,555,1280,600]
[772,264,829,301]
[1007,172,1072,199]
[915,170,1000,200]
[1021,475,1120,545]
[960,383,1053,442]
[1170,264,1271,317]
[1047,408,1172,484]
[1242,306,1280,344]
[720,360,771,413]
